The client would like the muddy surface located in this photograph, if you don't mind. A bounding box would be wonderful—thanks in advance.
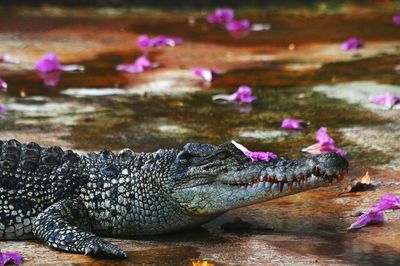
[1,2,400,265]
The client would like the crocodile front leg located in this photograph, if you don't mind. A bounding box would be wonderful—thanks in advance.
[32,198,127,258]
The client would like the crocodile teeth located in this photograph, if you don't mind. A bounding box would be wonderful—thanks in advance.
[278,182,283,192]
[287,182,293,192]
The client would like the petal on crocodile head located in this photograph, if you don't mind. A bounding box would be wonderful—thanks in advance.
[231,140,277,162]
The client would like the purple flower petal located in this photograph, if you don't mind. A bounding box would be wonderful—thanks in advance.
[348,210,384,230]
[35,53,62,72]
[231,140,277,162]
[393,15,400,25]
[206,8,234,24]
[193,67,220,82]
[226,19,251,32]
[0,251,23,265]
[35,53,84,73]
[302,127,347,157]
[0,78,7,90]
[373,193,400,212]
[213,85,256,103]
[137,35,152,49]
[281,118,304,130]
[368,92,400,109]
[0,104,6,113]
[116,55,155,73]
[234,86,256,103]
[137,35,183,49]
[152,36,183,47]
[341,38,363,51]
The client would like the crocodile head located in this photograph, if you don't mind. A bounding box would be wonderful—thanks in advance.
[170,141,348,217]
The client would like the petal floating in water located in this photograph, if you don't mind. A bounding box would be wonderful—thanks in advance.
[193,67,220,82]
[35,53,84,73]
[206,8,234,25]
[116,55,156,73]
[281,118,304,130]
[373,193,400,212]
[226,19,251,32]
[213,85,256,103]
[348,210,384,230]
[368,92,400,109]
[302,127,347,157]
[0,251,23,265]
[0,78,7,90]
[341,37,363,51]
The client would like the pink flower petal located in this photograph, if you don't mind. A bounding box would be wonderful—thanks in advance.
[206,8,234,24]
[116,55,155,73]
[373,193,400,212]
[368,92,400,108]
[234,86,256,103]
[193,67,220,82]
[35,53,84,73]
[393,15,400,25]
[281,118,304,130]
[0,251,23,265]
[231,140,277,162]
[0,78,7,90]
[137,35,183,49]
[348,210,384,230]
[301,143,323,155]
[226,19,251,32]
[341,38,363,51]
[213,85,256,103]
[35,53,62,72]
[137,35,152,49]
[302,127,347,157]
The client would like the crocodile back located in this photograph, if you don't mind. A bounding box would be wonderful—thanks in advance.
[0,140,82,239]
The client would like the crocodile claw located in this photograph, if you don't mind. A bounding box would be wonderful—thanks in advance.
[84,238,128,259]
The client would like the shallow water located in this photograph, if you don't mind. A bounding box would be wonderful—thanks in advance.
[1,3,400,265]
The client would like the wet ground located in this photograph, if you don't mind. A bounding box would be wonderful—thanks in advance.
[1,2,400,265]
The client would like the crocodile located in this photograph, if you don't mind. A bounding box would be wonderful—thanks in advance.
[0,139,348,258]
